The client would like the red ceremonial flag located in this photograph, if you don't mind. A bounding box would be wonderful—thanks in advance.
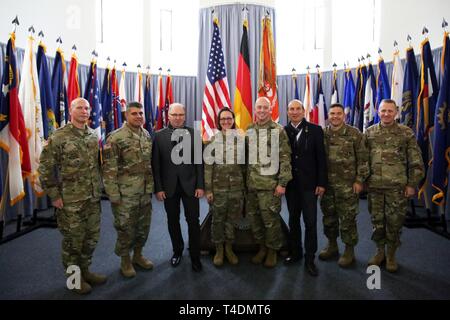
[155,74,165,130]
[258,16,279,122]
[164,74,173,126]
[67,53,80,111]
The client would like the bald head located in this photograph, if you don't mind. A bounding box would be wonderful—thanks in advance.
[254,97,272,124]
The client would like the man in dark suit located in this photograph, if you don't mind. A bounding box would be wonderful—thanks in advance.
[284,100,327,277]
[152,103,205,272]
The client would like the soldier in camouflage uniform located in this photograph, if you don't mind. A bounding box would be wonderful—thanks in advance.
[246,97,292,268]
[319,103,369,268]
[102,102,154,278]
[38,98,106,294]
[205,108,245,267]
[365,99,424,272]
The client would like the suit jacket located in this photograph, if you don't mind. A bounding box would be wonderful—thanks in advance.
[284,119,327,192]
[152,125,204,198]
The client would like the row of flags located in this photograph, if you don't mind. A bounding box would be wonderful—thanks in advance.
[199,15,449,210]
[201,15,277,141]
[0,19,449,211]
[0,32,174,207]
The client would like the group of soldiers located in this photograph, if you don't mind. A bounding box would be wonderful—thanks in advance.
[38,95,424,295]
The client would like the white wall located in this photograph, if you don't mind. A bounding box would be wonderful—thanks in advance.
[379,0,450,59]
[0,0,96,65]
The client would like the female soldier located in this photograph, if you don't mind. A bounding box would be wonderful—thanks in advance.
[205,108,246,267]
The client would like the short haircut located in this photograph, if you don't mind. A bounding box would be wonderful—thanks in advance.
[287,99,304,110]
[217,107,236,130]
[255,96,271,106]
[127,101,143,111]
[70,97,89,110]
[169,103,185,114]
[380,99,397,108]
[329,103,345,112]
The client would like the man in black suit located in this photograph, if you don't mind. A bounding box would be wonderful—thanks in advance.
[152,103,205,272]
[284,100,327,277]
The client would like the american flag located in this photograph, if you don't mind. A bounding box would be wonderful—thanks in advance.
[201,18,231,141]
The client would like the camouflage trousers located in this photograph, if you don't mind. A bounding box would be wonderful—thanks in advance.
[368,188,407,247]
[246,190,282,250]
[112,194,152,257]
[321,185,359,246]
[211,190,244,244]
[56,198,101,271]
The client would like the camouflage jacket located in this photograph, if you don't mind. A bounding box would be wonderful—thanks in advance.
[102,123,154,202]
[324,124,369,188]
[364,122,425,190]
[246,120,292,191]
[204,131,246,193]
[38,123,101,203]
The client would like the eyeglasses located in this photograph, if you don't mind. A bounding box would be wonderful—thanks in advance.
[170,113,185,118]
[219,117,233,122]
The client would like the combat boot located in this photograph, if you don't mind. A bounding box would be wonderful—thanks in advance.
[386,245,398,273]
[224,242,238,265]
[121,255,137,278]
[213,243,224,267]
[318,238,339,260]
[70,277,92,295]
[81,269,107,285]
[251,244,267,264]
[263,248,277,268]
[368,245,385,266]
[338,245,355,268]
[132,247,154,270]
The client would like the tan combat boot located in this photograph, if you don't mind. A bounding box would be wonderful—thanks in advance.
[81,269,107,285]
[263,248,277,268]
[338,245,355,268]
[213,243,224,267]
[368,245,385,266]
[318,238,339,260]
[132,247,154,270]
[121,255,137,278]
[70,277,92,295]
[386,245,398,273]
[251,244,267,264]
[224,242,238,265]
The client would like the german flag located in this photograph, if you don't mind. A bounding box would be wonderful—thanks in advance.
[234,19,252,130]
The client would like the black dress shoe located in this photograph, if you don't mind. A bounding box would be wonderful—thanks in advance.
[284,255,302,265]
[171,254,182,267]
[191,258,203,272]
[305,260,318,277]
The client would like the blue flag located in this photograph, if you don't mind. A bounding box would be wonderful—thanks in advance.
[84,60,103,144]
[401,47,419,130]
[36,43,56,139]
[51,49,68,127]
[343,70,355,124]
[417,38,440,198]
[355,65,367,131]
[374,57,391,124]
[432,32,450,206]
[101,68,114,137]
[293,76,299,100]
[144,73,154,135]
